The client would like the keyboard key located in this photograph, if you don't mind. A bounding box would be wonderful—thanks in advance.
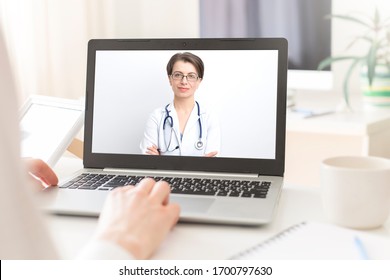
[254,193,267,198]
[59,181,75,188]
[217,191,228,196]
[241,192,253,198]
[229,191,240,197]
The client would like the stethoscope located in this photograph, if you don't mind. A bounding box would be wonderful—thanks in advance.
[161,101,204,153]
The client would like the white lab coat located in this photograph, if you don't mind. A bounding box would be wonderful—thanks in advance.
[140,102,221,156]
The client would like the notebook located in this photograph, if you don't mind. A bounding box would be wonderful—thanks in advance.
[231,222,390,259]
[41,38,288,226]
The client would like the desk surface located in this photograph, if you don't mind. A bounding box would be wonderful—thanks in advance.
[287,109,390,135]
[50,155,390,259]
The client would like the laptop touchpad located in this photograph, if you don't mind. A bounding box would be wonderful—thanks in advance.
[170,196,214,213]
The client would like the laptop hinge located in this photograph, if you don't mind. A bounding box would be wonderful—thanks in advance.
[103,168,259,179]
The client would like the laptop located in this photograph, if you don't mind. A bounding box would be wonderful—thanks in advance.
[42,38,288,226]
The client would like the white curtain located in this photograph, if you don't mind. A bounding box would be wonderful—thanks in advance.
[0,0,200,103]
[0,0,114,102]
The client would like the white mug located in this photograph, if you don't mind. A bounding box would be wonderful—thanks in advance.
[320,156,390,229]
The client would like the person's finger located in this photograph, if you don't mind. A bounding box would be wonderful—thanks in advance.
[152,145,161,155]
[204,151,218,157]
[150,180,171,205]
[146,147,154,152]
[25,158,58,186]
[136,177,156,195]
[113,184,135,193]
[147,146,158,155]
[152,148,160,155]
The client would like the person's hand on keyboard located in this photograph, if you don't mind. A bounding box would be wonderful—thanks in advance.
[93,177,180,259]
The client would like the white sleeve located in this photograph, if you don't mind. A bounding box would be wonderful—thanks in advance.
[204,110,221,155]
[0,27,58,259]
[139,109,161,153]
[77,240,134,260]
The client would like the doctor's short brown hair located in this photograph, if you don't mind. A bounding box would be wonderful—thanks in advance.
[166,52,204,79]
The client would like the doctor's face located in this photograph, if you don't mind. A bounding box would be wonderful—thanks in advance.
[169,61,201,100]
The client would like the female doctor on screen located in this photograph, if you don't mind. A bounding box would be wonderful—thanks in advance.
[140,52,220,157]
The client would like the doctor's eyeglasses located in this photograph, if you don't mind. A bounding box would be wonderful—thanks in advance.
[170,72,199,82]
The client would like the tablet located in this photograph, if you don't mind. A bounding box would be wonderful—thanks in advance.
[19,95,84,167]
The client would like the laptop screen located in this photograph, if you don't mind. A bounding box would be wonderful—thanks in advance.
[84,39,287,176]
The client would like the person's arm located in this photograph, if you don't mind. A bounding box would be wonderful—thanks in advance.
[22,159,180,259]
[25,160,180,259]
[0,28,58,259]
[1,28,179,259]
[4,124,177,260]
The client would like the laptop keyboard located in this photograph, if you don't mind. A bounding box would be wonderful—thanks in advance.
[59,173,271,199]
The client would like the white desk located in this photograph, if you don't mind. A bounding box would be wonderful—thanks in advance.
[50,155,390,259]
[285,109,390,187]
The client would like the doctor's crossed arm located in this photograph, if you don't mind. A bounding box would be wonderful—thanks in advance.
[147,144,160,156]
[204,151,218,157]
